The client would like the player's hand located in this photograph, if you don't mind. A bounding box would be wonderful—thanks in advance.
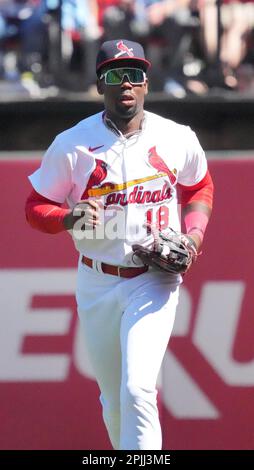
[180,233,202,274]
[63,199,102,231]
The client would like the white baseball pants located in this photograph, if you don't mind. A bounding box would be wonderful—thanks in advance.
[76,260,180,450]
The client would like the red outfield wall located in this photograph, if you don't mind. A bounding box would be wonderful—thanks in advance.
[0,157,254,450]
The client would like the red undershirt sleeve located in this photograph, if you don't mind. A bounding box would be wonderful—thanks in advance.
[178,170,214,209]
[25,189,70,234]
[178,170,214,242]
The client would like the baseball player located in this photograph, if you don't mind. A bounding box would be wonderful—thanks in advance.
[25,39,214,450]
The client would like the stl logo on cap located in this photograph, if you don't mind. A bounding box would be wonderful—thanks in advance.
[114,40,134,59]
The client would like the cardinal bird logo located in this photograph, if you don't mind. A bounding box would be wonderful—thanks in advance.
[148,146,177,185]
[115,40,134,58]
[82,159,108,198]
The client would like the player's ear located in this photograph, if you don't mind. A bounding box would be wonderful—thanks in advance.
[97,77,104,95]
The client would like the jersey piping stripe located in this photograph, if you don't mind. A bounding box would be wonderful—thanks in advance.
[88,172,168,197]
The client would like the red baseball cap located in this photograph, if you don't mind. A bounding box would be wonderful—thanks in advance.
[96,39,151,75]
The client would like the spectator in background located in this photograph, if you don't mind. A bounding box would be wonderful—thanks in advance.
[0,1,102,92]
[99,0,137,41]
[138,0,200,93]
[98,0,200,93]
[199,0,254,90]
[19,1,49,76]
[60,0,102,91]
[0,1,28,78]
[0,1,49,84]
[0,8,6,77]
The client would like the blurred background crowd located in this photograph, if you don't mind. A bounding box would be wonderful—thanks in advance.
[0,0,254,98]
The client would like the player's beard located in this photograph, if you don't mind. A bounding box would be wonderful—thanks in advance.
[114,100,138,120]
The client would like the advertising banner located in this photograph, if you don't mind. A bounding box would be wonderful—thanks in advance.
[1,157,254,450]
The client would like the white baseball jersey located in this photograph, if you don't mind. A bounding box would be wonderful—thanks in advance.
[29,110,207,266]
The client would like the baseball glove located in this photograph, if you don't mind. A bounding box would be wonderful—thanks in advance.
[132,226,198,274]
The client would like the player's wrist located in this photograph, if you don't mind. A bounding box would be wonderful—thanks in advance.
[184,210,209,248]
[186,232,202,253]
[63,210,75,230]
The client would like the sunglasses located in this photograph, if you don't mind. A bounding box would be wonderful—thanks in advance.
[100,68,146,85]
